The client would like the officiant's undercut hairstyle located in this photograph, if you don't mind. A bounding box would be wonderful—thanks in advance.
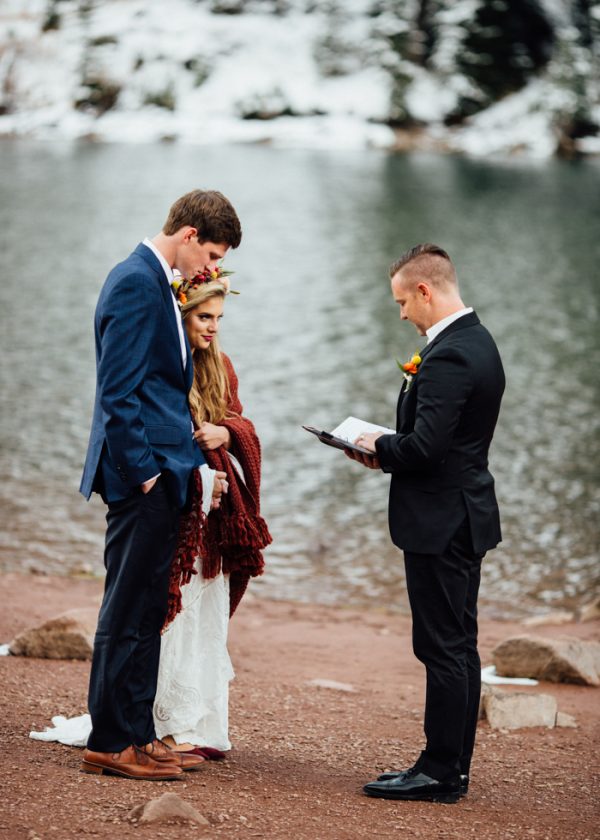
[163,189,242,248]
[389,243,457,289]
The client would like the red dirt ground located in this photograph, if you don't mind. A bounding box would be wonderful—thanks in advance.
[0,572,598,840]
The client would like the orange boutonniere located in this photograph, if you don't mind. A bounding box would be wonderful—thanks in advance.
[396,352,422,390]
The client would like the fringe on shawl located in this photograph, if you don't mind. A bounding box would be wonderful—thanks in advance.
[164,468,213,627]
[163,354,272,629]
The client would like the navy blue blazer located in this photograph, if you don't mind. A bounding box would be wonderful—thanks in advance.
[375,312,505,555]
[80,243,205,508]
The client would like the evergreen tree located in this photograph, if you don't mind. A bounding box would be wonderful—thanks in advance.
[457,0,555,103]
[545,0,599,152]
[368,0,435,124]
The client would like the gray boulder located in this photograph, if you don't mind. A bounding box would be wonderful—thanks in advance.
[483,690,557,730]
[492,635,600,686]
[9,608,98,660]
[128,793,209,826]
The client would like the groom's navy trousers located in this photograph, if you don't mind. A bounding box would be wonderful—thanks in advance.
[87,478,180,751]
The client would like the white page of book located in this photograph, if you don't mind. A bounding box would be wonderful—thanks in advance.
[330,416,396,443]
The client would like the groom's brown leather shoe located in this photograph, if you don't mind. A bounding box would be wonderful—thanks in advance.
[81,745,183,780]
[142,739,206,772]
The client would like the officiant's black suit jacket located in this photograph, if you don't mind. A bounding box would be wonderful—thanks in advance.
[375,312,505,555]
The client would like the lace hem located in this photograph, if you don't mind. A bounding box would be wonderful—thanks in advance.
[153,569,233,750]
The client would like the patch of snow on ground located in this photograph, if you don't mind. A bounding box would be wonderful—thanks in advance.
[453,80,565,158]
[405,70,459,122]
[0,0,394,149]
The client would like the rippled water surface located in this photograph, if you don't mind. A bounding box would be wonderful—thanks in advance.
[1,140,599,617]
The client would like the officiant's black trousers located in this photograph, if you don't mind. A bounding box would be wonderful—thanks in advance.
[87,479,180,752]
[404,518,483,781]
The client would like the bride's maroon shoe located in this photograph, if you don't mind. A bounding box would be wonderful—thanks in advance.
[182,746,227,761]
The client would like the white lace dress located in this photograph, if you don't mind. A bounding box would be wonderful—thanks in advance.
[153,463,234,751]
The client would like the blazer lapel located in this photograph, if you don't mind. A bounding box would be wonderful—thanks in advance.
[396,379,407,430]
[395,314,480,428]
[134,243,187,381]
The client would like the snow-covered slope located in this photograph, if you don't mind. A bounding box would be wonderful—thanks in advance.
[0,0,598,157]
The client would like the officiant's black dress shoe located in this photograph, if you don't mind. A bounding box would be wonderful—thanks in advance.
[363,768,461,803]
[377,770,469,796]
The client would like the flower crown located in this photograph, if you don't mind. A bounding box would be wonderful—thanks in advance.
[171,264,239,307]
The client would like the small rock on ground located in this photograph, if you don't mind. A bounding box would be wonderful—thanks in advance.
[556,711,578,728]
[128,793,209,826]
[307,678,356,692]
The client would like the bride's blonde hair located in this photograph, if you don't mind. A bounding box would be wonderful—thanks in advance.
[180,281,230,425]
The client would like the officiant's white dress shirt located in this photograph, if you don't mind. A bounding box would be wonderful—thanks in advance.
[426,307,473,344]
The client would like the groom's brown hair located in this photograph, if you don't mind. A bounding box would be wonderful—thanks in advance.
[163,189,242,248]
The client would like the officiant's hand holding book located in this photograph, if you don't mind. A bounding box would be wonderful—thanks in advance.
[302,416,395,462]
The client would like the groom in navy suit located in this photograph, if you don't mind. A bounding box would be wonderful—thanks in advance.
[347,244,504,803]
[79,190,242,780]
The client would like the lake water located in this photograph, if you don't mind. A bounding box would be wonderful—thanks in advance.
[0,139,598,617]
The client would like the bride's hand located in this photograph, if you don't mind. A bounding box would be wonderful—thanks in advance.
[211,470,228,510]
[194,422,231,450]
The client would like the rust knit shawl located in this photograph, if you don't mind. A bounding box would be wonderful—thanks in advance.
[164,353,271,628]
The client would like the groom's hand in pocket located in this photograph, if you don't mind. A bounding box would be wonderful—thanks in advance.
[140,474,160,494]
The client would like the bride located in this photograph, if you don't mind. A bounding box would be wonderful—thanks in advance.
[154,270,271,757]
[31,270,271,757]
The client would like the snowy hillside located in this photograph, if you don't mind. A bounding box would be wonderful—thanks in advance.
[0,0,598,157]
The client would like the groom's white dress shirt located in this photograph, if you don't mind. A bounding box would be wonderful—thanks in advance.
[426,307,473,344]
[141,238,188,486]
[141,239,215,499]
[143,237,187,369]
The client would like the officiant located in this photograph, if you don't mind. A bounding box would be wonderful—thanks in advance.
[346,243,505,803]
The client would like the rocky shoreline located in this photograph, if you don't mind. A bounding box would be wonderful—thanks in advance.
[0,571,598,839]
